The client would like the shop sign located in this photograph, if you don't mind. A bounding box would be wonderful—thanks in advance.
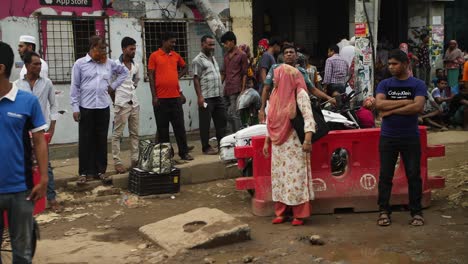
[40,0,92,7]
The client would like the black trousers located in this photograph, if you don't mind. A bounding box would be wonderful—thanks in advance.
[153,98,188,157]
[378,136,422,216]
[78,107,110,176]
[198,97,227,152]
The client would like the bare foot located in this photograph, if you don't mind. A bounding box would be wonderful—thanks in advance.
[48,199,63,213]
[114,164,127,174]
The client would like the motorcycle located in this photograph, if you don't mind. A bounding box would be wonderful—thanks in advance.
[322,90,363,130]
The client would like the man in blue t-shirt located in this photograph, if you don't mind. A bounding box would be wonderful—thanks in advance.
[0,41,48,263]
[375,49,427,227]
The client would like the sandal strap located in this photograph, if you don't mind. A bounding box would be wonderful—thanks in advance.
[411,215,425,224]
[379,211,391,217]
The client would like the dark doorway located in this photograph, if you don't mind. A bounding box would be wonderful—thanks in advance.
[252,0,350,68]
[378,0,408,49]
[445,0,468,50]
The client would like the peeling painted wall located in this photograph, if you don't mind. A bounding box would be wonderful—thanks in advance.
[1,0,230,144]
[229,0,252,49]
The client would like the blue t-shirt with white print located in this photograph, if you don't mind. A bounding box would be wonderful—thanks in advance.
[0,86,47,194]
[376,77,427,138]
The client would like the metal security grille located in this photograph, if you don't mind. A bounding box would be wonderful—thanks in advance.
[143,21,188,65]
[141,19,230,80]
[38,16,111,84]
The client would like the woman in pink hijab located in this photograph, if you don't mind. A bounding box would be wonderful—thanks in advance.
[262,61,316,226]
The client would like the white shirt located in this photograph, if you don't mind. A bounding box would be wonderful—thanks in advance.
[340,45,355,69]
[114,57,140,108]
[20,58,49,79]
[14,75,59,124]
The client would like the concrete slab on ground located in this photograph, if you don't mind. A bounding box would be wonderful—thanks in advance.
[139,207,250,254]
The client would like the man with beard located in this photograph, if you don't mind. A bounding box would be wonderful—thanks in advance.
[112,37,141,173]
[18,35,48,78]
[192,35,226,155]
[70,35,128,185]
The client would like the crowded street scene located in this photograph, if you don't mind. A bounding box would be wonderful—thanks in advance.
[0,0,467,263]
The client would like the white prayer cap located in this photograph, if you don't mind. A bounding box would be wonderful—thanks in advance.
[19,35,36,45]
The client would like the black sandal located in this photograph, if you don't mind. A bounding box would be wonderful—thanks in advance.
[409,215,425,226]
[377,211,392,226]
[99,173,112,185]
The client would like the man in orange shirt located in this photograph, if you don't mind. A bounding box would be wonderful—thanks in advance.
[148,32,193,161]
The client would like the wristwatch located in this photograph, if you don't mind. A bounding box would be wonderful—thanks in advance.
[304,141,312,145]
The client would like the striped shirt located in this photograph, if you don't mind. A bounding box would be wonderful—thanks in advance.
[324,54,349,84]
[192,52,222,98]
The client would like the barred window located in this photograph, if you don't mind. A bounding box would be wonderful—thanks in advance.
[38,16,111,84]
[142,19,230,81]
[143,21,188,67]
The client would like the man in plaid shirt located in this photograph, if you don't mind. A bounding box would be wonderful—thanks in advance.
[192,35,227,155]
[323,44,349,97]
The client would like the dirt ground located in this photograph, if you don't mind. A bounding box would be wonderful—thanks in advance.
[29,132,468,264]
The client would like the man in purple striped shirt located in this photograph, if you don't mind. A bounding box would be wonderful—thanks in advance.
[70,36,128,185]
[323,44,349,97]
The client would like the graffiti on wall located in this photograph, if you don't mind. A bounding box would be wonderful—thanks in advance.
[355,37,373,98]
[430,25,444,67]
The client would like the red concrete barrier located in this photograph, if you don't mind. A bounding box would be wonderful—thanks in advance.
[235,127,445,216]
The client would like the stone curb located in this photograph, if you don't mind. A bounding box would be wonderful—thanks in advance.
[61,163,242,193]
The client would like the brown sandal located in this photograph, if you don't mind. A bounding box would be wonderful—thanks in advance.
[99,173,112,185]
[409,215,425,226]
[377,211,392,226]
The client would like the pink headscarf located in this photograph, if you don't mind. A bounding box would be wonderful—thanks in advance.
[267,64,307,145]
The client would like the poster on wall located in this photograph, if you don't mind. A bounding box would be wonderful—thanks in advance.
[40,0,92,7]
[355,37,373,98]
[431,25,444,67]
[355,23,368,38]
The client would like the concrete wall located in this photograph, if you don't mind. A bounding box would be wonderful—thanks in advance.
[0,0,229,144]
[229,0,252,50]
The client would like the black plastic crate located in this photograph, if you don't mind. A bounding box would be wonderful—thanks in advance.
[128,167,180,196]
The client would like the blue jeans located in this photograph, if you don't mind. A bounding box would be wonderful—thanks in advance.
[0,191,34,264]
[47,161,56,201]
